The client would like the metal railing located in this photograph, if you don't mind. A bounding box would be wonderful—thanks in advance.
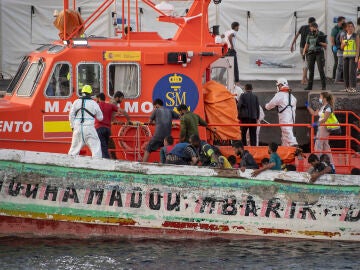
[110,111,359,173]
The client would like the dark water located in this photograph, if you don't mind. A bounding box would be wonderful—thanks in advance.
[0,238,359,270]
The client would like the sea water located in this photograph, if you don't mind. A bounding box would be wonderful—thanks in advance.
[0,237,359,269]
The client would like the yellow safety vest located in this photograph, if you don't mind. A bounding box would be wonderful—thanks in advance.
[343,35,357,57]
[321,105,340,131]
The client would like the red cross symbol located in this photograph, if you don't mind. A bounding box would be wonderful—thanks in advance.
[256,59,263,66]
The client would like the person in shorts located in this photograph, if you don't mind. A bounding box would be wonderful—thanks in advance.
[143,99,179,162]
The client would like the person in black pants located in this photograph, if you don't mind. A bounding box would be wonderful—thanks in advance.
[303,22,327,90]
[223,22,240,85]
[237,84,259,146]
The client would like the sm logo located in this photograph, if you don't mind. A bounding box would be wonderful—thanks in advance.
[152,73,199,112]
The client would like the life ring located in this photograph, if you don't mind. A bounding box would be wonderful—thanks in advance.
[117,124,152,154]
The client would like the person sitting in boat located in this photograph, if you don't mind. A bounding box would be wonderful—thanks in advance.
[188,134,232,168]
[160,135,174,164]
[251,142,282,177]
[177,104,207,142]
[307,154,332,182]
[232,141,258,172]
[261,157,269,167]
[165,142,194,165]
[68,85,103,158]
[227,155,239,169]
[320,154,336,174]
[166,135,227,168]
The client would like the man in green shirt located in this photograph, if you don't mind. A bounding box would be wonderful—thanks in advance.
[303,22,327,90]
[177,104,207,142]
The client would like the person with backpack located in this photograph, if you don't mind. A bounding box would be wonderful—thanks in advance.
[334,22,347,83]
[265,78,298,147]
[331,16,346,80]
[341,21,359,93]
[165,134,230,168]
[306,92,336,164]
[68,85,103,158]
[303,22,327,90]
[290,17,316,85]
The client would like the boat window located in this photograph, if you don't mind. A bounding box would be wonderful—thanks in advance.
[210,67,228,87]
[35,44,52,52]
[108,63,140,98]
[45,62,72,98]
[47,45,66,54]
[6,56,29,94]
[77,63,102,97]
[17,59,45,97]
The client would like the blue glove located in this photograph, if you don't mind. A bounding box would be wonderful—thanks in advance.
[312,122,319,128]
[305,101,309,108]
[332,45,338,53]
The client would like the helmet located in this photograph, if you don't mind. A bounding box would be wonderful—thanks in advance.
[82,85,92,94]
[276,78,288,87]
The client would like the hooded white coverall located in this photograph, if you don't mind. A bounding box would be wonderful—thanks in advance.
[68,97,103,158]
[265,91,298,146]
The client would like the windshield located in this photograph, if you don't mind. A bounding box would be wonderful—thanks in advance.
[16,59,45,97]
[6,56,29,94]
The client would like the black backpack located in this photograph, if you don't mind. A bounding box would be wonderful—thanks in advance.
[335,30,344,50]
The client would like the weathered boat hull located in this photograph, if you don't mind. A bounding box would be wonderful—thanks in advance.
[0,150,359,241]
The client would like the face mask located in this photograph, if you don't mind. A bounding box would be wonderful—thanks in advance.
[319,98,323,104]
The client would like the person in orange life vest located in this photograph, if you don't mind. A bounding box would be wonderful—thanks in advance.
[265,78,298,146]
[160,135,174,164]
[68,85,103,158]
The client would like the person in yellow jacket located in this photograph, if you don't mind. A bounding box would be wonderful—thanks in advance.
[341,21,360,93]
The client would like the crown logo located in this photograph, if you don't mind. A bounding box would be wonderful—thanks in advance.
[169,73,182,84]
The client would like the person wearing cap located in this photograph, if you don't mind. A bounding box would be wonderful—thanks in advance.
[177,104,207,142]
[303,22,327,90]
[265,78,298,146]
[68,85,103,158]
[290,17,316,85]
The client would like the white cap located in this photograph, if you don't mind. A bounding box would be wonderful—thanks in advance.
[276,78,288,87]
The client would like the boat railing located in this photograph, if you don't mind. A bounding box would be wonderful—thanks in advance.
[109,111,358,174]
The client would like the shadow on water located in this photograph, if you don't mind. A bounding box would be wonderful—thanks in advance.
[0,237,359,270]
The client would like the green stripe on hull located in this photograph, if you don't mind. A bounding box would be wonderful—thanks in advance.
[0,161,358,195]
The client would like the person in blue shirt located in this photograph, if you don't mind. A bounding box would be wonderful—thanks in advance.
[251,142,282,177]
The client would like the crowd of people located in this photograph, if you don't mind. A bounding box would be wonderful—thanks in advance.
[67,82,358,183]
[291,16,360,92]
[65,17,360,181]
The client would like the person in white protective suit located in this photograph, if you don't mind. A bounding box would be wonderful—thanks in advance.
[265,78,298,146]
[68,85,104,157]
